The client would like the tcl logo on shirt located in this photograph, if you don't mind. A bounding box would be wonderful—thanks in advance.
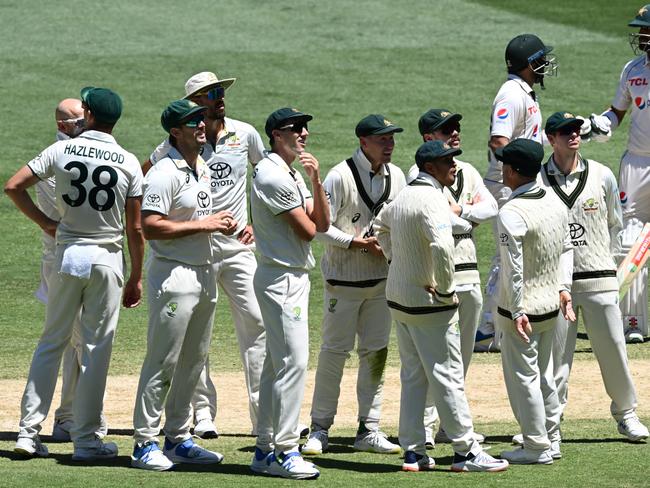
[628,77,648,86]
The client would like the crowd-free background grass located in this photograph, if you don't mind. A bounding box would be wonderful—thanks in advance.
[1,1,648,485]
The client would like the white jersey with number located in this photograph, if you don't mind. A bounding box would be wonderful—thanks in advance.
[251,152,314,270]
[486,75,543,182]
[612,55,650,156]
[28,130,143,248]
[142,147,214,265]
[150,117,265,242]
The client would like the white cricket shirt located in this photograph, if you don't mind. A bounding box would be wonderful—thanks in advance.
[612,55,650,156]
[251,152,314,270]
[486,75,543,182]
[28,130,143,248]
[142,147,214,265]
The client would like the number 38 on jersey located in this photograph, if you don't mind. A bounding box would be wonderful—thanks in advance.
[62,161,119,211]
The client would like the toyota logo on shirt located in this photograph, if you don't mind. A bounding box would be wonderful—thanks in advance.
[569,223,585,239]
[209,161,232,179]
[197,191,211,208]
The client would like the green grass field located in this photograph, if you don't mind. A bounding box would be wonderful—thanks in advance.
[1,0,648,485]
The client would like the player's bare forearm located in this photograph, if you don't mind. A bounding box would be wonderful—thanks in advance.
[309,180,330,233]
[125,197,145,282]
[142,210,235,240]
[488,135,510,153]
[4,166,58,236]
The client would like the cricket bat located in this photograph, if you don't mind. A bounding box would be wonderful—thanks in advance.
[618,222,650,300]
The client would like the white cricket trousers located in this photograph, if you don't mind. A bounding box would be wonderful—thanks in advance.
[192,248,265,433]
[553,290,638,421]
[133,258,217,444]
[38,249,82,424]
[499,316,561,451]
[254,263,310,454]
[395,314,481,457]
[19,264,122,448]
[618,151,650,337]
[424,284,482,434]
[310,280,391,430]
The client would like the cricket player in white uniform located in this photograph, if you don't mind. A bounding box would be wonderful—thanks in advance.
[541,112,649,442]
[406,109,497,446]
[131,100,238,471]
[249,108,329,480]
[6,87,144,461]
[144,71,266,438]
[302,114,405,456]
[478,34,558,350]
[374,140,508,473]
[495,139,574,464]
[588,5,650,342]
[34,98,108,442]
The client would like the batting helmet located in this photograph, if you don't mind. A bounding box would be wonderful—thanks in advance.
[629,5,650,55]
[505,34,556,77]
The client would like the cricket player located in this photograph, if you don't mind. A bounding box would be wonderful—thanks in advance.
[374,140,508,473]
[302,114,405,456]
[249,108,329,479]
[131,100,238,471]
[6,87,144,460]
[495,139,574,464]
[587,5,650,342]
[34,98,107,442]
[478,33,558,350]
[144,71,267,438]
[406,109,497,446]
[542,111,649,442]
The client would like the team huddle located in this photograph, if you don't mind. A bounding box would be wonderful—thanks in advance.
[5,5,650,480]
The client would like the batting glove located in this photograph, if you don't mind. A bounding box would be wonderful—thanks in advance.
[589,114,612,142]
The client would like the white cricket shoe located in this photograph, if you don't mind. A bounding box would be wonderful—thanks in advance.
[266,451,320,480]
[72,439,118,461]
[618,416,649,442]
[52,419,73,442]
[354,430,401,454]
[131,441,174,471]
[193,418,219,439]
[512,433,524,445]
[402,450,435,471]
[548,440,562,460]
[625,329,644,344]
[435,428,485,444]
[501,446,553,465]
[250,447,272,474]
[451,450,509,472]
[302,429,328,455]
[163,437,223,464]
[14,436,48,457]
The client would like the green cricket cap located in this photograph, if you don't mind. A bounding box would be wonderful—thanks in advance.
[160,99,207,133]
[544,111,584,134]
[415,140,462,167]
[355,114,403,137]
[80,86,122,124]
[265,107,313,138]
[494,138,544,177]
[418,108,462,135]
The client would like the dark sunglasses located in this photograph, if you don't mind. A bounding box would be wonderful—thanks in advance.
[197,86,225,100]
[279,122,308,133]
[437,122,461,136]
[183,114,205,128]
[558,125,580,136]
